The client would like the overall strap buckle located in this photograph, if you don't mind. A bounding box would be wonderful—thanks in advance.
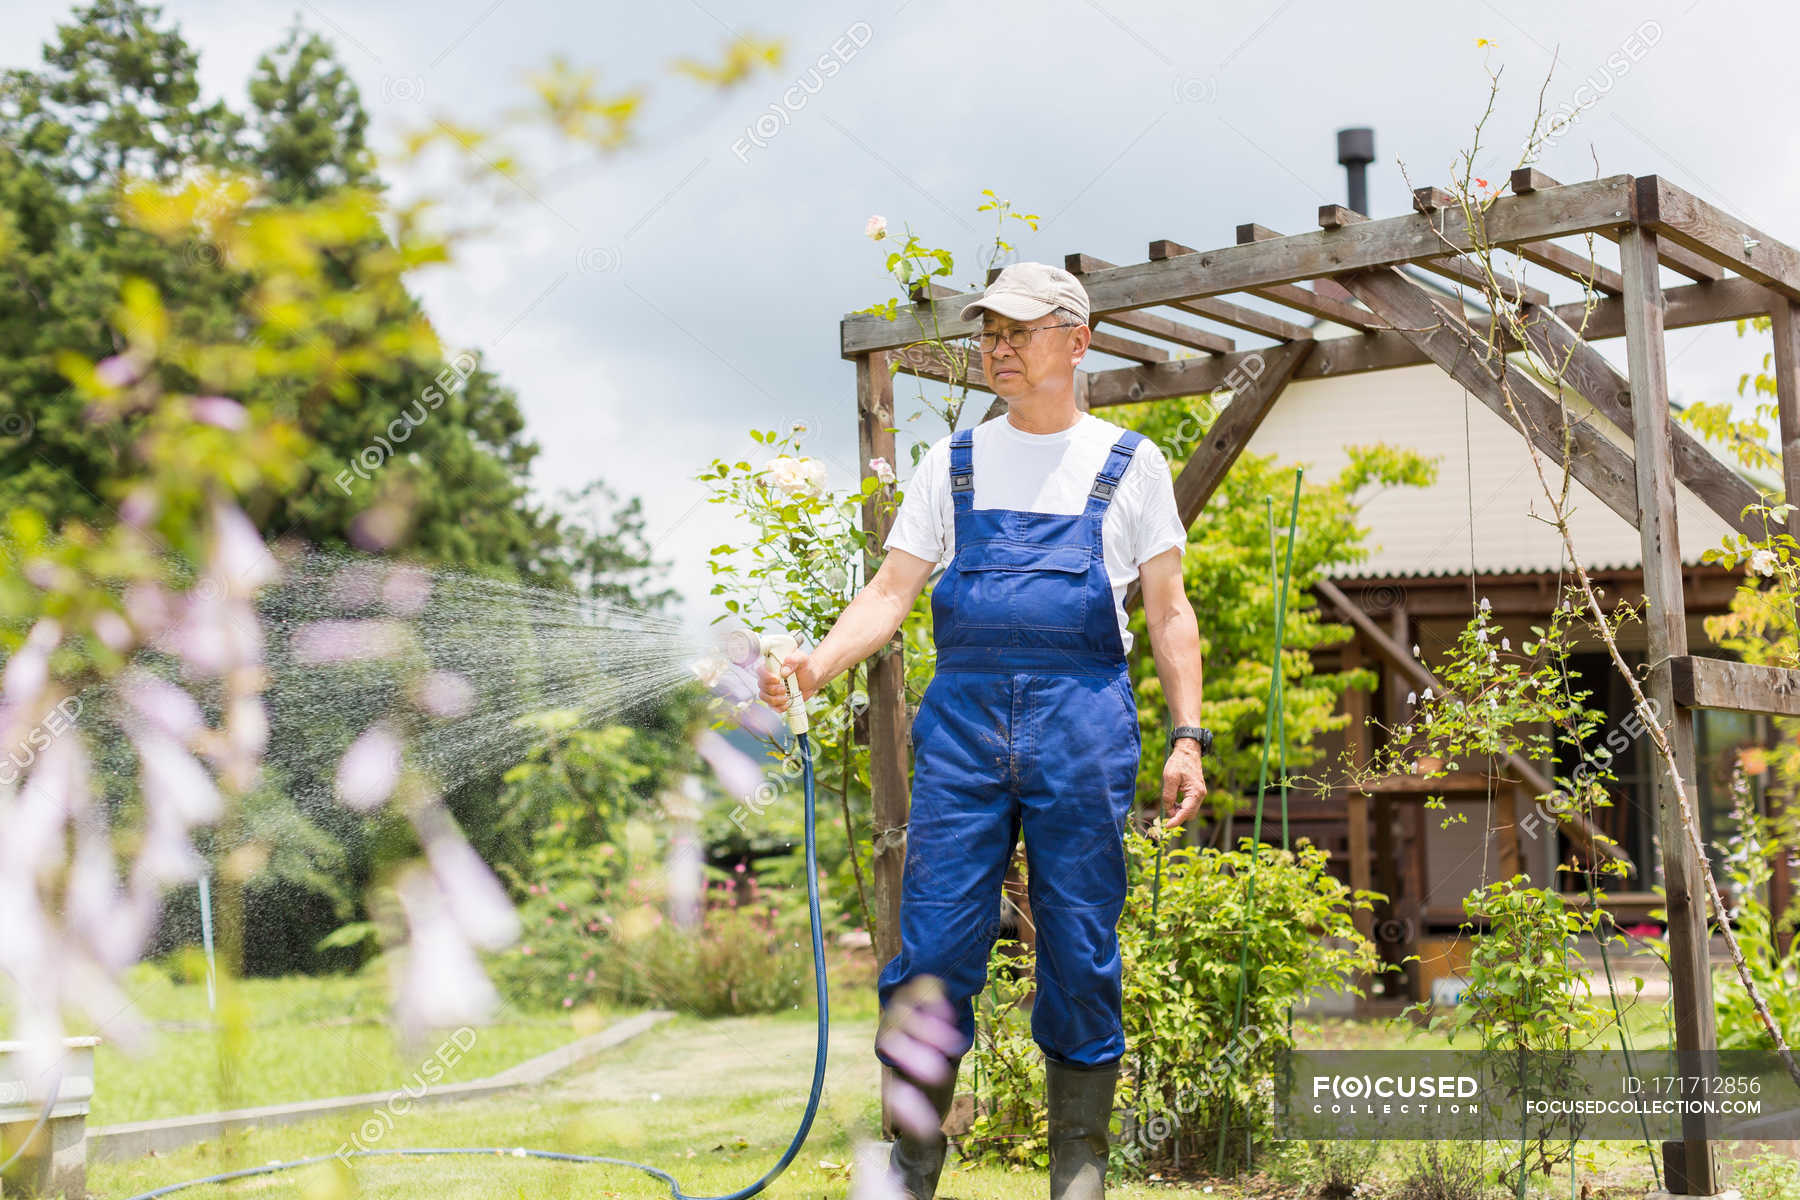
[1087,431,1145,507]
[949,428,976,512]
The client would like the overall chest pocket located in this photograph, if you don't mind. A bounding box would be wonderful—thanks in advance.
[949,542,1092,633]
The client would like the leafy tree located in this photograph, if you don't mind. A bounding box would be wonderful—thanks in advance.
[0,0,657,602]
[0,0,683,974]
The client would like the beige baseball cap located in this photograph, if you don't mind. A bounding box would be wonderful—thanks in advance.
[959,261,1091,326]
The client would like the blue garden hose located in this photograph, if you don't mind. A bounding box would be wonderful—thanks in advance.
[123,728,829,1200]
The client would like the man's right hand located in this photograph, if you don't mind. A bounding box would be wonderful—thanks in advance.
[759,651,814,712]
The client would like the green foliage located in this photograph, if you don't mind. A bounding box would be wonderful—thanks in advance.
[699,423,887,645]
[1394,1141,1501,1200]
[961,945,1048,1170]
[494,715,655,879]
[1418,876,1611,1191]
[1117,832,1377,1173]
[962,834,1377,1175]
[1710,769,1800,1049]
[1299,1139,1381,1199]
[488,819,812,1017]
[1735,1147,1800,1200]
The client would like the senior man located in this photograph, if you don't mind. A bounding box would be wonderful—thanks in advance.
[762,262,1209,1200]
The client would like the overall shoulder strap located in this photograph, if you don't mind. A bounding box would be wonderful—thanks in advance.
[1085,429,1146,516]
[949,428,975,515]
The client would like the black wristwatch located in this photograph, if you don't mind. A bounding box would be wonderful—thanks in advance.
[1168,725,1213,756]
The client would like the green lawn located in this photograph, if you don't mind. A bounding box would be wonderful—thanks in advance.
[85,965,1800,1200]
[83,965,609,1125]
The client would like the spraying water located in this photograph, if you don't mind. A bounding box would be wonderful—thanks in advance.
[256,553,711,806]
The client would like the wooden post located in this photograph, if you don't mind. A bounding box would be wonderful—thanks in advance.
[1620,221,1720,1197]
[1343,635,1373,1015]
[1770,299,1800,961]
[856,352,910,977]
[1496,782,1522,880]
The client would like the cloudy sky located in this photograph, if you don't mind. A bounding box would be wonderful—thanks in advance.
[4,0,1791,626]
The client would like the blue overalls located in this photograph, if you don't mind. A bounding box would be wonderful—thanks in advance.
[876,426,1145,1069]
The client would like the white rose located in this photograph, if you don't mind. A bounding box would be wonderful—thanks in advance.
[864,215,887,240]
[1751,548,1778,577]
[764,455,827,499]
[868,456,896,485]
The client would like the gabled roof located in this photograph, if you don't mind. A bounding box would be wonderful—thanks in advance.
[1242,361,1756,580]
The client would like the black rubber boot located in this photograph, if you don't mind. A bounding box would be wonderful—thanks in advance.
[888,1055,962,1200]
[1046,1057,1119,1200]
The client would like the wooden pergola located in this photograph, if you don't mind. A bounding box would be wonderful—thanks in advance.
[841,170,1800,1196]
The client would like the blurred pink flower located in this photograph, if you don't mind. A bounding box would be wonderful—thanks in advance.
[120,669,205,741]
[94,354,144,388]
[416,670,474,718]
[383,565,432,616]
[423,830,520,951]
[329,561,385,610]
[123,583,172,636]
[134,729,222,825]
[92,610,134,653]
[335,723,401,812]
[132,807,207,885]
[190,396,248,431]
[210,503,279,594]
[291,619,408,664]
[695,729,764,800]
[118,487,157,528]
[849,1139,907,1200]
[885,1079,944,1142]
[3,619,60,706]
[392,868,501,1039]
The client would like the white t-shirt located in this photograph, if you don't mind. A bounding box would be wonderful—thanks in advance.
[884,412,1187,653]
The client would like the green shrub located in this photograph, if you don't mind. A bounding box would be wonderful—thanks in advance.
[1393,1142,1499,1200]
[489,842,812,1017]
[1119,833,1378,1174]
[962,941,1050,1171]
[1418,876,1611,1193]
[961,833,1377,1176]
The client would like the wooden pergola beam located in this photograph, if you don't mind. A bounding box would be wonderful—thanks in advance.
[1312,578,1628,868]
[1072,250,1303,343]
[1516,300,1768,542]
[1413,184,1625,296]
[1209,231,1384,331]
[1512,168,1723,283]
[1637,175,1800,303]
[1324,200,1553,307]
[1097,308,1233,354]
[1078,276,1772,406]
[1086,328,1171,364]
[1066,253,1233,354]
[1122,338,1313,613]
[1077,275,1770,407]
[1671,656,1800,715]
[1333,266,1642,528]
[841,175,1638,356]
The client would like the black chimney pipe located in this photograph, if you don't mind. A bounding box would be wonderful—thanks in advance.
[1337,127,1375,216]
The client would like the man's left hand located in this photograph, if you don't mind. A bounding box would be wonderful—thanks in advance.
[1159,742,1207,830]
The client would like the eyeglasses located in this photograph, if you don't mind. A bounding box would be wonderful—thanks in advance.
[972,322,1080,353]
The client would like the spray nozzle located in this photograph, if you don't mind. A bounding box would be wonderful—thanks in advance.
[759,632,810,737]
